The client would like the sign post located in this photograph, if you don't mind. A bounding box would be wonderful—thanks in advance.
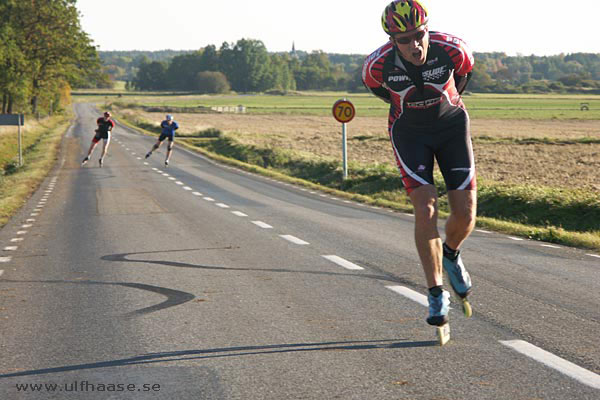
[332,99,356,179]
[0,114,25,166]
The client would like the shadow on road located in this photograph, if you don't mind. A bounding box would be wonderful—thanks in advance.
[0,338,438,378]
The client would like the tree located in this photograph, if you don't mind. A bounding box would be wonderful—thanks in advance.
[134,61,168,90]
[13,0,104,113]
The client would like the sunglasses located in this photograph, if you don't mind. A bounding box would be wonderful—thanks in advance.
[393,30,426,45]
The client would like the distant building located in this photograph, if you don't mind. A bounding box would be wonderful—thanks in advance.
[291,41,298,59]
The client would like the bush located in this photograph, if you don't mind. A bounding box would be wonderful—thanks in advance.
[195,71,230,94]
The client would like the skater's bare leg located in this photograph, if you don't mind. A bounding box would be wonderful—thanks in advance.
[444,189,477,250]
[165,142,174,164]
[99,137,111,160]
[409,184,443,289]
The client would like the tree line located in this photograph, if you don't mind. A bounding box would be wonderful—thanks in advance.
[0,0,107,115]
[101,39,600,94]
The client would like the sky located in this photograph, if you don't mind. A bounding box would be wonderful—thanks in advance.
[77,0,600,56]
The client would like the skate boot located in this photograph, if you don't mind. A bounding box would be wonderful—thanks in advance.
[165,159,169,166]
[427,290,451,346]
[81,156,89,166]
[98,158,103,168]
[442,251,473,317]
[145,152,152,159]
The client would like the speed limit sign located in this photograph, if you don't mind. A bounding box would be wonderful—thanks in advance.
[332,99,355,123]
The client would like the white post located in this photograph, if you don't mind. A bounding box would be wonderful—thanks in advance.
[342,122,348,179]
[17,115,23,166]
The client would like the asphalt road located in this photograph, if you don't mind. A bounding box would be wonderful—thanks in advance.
[0,103,599,399]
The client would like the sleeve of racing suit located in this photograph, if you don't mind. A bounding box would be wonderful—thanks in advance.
[362,44,392,104]
[455,72,472,95]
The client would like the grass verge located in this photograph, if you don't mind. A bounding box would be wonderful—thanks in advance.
[0,113,71,227]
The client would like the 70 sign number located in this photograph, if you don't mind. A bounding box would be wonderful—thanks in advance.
[332,99,356,123]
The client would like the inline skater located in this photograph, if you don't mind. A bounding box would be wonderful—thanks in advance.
[362,0,475,344]
[145,114,179,166]
[81,111,115,167]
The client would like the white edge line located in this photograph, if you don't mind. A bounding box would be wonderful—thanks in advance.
[586,254,600,259]
[508,236,524,241]
[322,255,364,270]
[385,285,428,307]
[500,340,600,389]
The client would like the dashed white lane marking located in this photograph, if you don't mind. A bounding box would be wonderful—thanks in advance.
[232,211,248,217]
[192,192,203,196]
[26,219,35,222]
[4,246,18,251]
[16,231,27,235]
[183,186,192,191]
[385,285,428,307]
[322,255,364,270]
[508,236,524,241]
[344,200,351,204]
[203,197,215,202]
[168,177,176,181]
[175,181,184,185]
[476,229,492,234]
[152,168,158,171]
[0,257,12,263]
[216,203,230,208]
[403,213,413,217]
[144,162,149,165]
[30,213,39,217]
[136,157,142,160]
[586,254,600,259]
[500,340,600,389]
[162,173,170,176]
[540,244,560,249]
[0,270,3,276]
[11,238,23,243]
[280,235,309,245]
[252,221,273,229]
[319,194,327,197]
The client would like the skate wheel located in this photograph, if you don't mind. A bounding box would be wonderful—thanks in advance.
[462,299,472,318]
[436,324,450,346]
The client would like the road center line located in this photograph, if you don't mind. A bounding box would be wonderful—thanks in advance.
[252,221,273,229]
[500,340,600,389]
[322,255,364,270]
[385,285,428,307]
[279,235,309,245]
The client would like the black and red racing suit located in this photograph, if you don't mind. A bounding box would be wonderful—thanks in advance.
[362,31,476,194]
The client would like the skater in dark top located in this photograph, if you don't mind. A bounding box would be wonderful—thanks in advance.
[362,0,475,342]
[81,111,115,167]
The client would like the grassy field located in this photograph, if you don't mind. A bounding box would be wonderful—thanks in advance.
[75,90,600,120]
[82,91,600,249]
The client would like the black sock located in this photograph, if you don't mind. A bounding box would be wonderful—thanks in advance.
[443,242,459,260]
[429,286,443,297]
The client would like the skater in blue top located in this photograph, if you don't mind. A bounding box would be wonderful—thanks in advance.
[145,114,179,166]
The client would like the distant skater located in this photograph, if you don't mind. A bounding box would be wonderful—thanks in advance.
[145,114,179,166]
[81,111,115,167]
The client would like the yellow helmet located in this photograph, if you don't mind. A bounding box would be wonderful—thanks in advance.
[382,0,428,35]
